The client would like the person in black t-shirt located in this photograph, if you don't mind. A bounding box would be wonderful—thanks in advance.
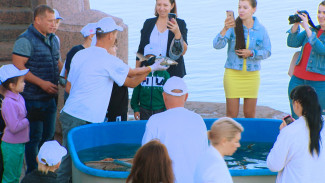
[106,42,129,122]
[63,23,97,102]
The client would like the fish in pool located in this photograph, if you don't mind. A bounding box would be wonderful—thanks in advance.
[136,53,178,66]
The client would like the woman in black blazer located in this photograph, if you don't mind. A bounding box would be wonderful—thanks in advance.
[136,0,188,78]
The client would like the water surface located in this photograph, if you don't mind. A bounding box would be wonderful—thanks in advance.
[90,0,320,113]
[78,142,273,171]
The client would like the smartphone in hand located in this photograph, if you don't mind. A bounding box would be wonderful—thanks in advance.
[283,115,294,125]
[168,13,176,21]
[226,10,235,21]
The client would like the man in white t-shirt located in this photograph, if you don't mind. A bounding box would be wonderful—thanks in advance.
[142,76,208,183]
[57,17,168,183]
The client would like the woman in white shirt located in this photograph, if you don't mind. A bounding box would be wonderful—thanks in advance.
[194,117,244,183]
[267,85,325,183]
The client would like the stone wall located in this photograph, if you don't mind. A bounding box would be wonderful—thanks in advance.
[0,0,129,143]
[0,0,128,63]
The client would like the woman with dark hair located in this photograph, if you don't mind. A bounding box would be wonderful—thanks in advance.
[287,1,325,119]
[136,0,188,78]
[267,85,325,183]
[213,0,271,118]
[194,117,244,183]
[126,140,174,183]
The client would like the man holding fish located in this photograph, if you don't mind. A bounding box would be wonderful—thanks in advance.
[56,17,168,183]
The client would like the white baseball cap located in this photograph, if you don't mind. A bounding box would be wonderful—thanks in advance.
[0,64,28,85]
[163,76,188,96]
[80,23,97,37]
[96,17,123,33]
[38,140,67,166]
[144,43,160,56]
[54,9,63,20]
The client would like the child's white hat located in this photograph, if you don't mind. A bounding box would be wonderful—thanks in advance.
[144,43,160,56]
[80,23,97,37]
[38,140,67,166]
[54,9,63,20]
[0,64,28,85]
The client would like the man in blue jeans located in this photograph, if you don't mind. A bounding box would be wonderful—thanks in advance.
[12,5,62,173]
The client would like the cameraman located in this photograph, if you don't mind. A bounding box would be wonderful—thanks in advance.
[287,1,325,119]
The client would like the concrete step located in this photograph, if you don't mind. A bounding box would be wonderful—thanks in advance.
[0,0,31,8]
[0,24,29,41]
[0,7,33,24]
[0,41,14,62]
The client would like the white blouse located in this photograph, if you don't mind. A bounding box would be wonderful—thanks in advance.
[149,25,169,57]
[267,116,325,183]
[194,145,233,183]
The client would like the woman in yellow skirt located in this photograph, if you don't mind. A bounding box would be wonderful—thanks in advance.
[213,0,271,118]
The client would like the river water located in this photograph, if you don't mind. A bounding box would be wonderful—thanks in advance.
[90,0,321,113]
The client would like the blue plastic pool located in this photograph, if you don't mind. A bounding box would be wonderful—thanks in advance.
[68,118,280,183]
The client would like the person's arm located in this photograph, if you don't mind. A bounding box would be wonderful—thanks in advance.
[1,101,29,134]
[169,19,188,55]
[298,13,312,38]
[12,54,58,94]
[220,16,236,37]
[298,12,325,55]
[130,85,141,120]
[246,28,272,61]
[123,72,148,88]
[58,60,63,73]
[287,13,306,48]
[127,67,151,78]
[213,17,234,50]
[266,129,291,172]
[65,81,71,94]
[12,38,58,94]
[309,33,325,56]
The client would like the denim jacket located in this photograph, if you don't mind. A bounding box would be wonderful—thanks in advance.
[287,26,325,75]
[213,17,271,71]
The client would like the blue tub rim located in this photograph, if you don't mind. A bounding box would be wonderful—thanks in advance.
[68,123,130,178]
[67,118,280,178]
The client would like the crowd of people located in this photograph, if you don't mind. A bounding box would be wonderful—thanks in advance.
[0,0,324,182]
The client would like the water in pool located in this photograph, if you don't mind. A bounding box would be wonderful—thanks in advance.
[78,142,273,171]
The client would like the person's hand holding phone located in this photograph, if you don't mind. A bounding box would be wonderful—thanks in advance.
[168,13,176,23]
[220,10,235,37]
[167,13,181,39]
[224,10,235,30]
[280,115,295,130]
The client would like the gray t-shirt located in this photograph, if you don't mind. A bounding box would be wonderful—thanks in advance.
[13,35,56,58]
[13,38,32,57]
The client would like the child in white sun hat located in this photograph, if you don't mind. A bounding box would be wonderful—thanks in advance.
[0,64,29,183]
[21,140,67,183]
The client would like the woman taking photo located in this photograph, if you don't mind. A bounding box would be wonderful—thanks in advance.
[287,1,325,119]
[136,0,188,78]
[126,140,174,183]
[267,85,325,183]
[213,0,271,118]
[194,117,244,183]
